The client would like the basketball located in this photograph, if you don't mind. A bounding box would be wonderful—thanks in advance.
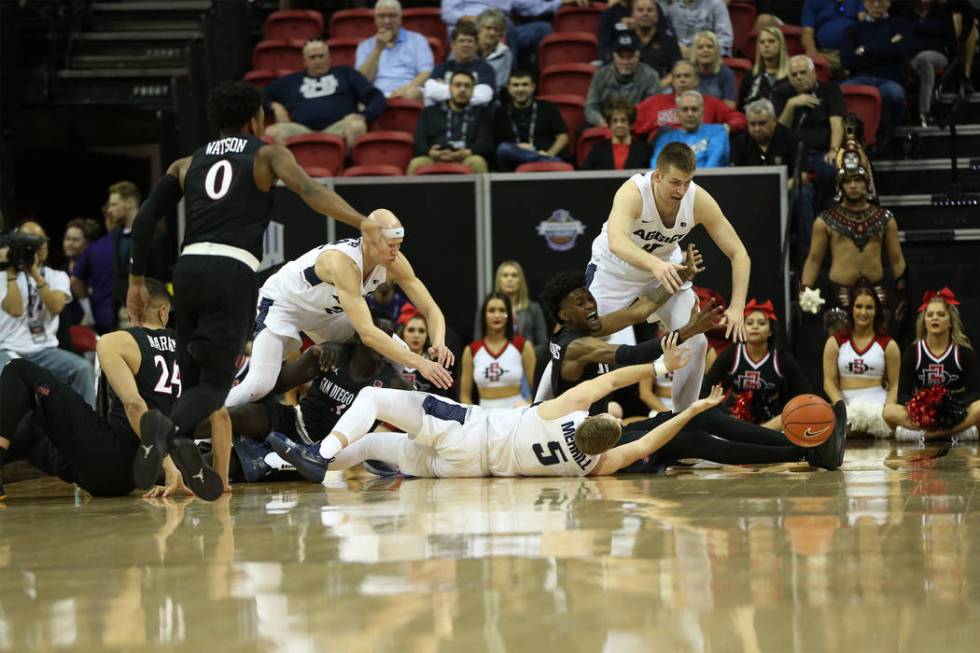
[781,394,836,447]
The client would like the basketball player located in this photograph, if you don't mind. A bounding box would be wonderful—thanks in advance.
[267,336,746,480]
[0,280,208,498]
[588,141,750,412]
[225,209,454,408]
[126,81,377,498]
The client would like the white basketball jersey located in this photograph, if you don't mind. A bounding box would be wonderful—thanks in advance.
[259,238,387,314]
[487,405,599,477]
[471,335,526,390]
[591,172,698,280]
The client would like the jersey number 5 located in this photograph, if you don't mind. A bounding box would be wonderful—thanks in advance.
[533,441,568,466]
[153,355,183,397]
[205,160,233,199]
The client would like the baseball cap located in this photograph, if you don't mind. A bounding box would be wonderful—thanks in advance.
[614,30,640,53]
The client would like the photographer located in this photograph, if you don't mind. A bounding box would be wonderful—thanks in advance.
[0,221,95,407]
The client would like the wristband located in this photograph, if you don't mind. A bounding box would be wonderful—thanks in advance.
[653,358,668,378]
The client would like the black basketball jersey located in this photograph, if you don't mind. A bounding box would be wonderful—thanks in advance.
[300,345,402,438]
[550,325,610,415]
[104,327,180,434]
[898,341,979,403]
[182,135,273,260]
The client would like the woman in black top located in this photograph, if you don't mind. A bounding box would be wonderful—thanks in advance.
[703,298,810,431]
[581,98,652,171]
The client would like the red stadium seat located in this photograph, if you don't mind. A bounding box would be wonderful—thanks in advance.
[352,131,415,172]
[329,8,375,40]
[554,4,605,34]
[516,161,575,172]
[842,84,881,148]
[371,98,423,134]
[728,2,757,57]
[265,10,324,41]
[285,134,346,177]
[538,32,598,70]
[302,166,335,178]
[252,39,305,73]
[70,326,98,353]
[244,69,279,88]
[343,164,404,177]
[576,125,610,165]
[539,63,596,99]
[538,94,585,155]
[403,8,448,52]
[812,54,831,83]
[413,163,473,175]
[744,24,803,60]
[426,36,445,63]
[327,38,361,67]
[722,57,752,93]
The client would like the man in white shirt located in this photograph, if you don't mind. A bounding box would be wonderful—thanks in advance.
[0,221,95,407]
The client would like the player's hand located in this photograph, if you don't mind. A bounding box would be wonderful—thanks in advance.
[428,343,455,369]
[126,279,151,327]
[417,358,454,389]
[690,385,725,414]
[649,257,686,294]
[720,305,746,342]
[143,459,193,498]
[661,331,691,372]
[309,343,343,372]
[682,243,705,277]
[678,298,724,340]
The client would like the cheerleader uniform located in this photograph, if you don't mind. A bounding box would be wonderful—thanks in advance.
[896,341,980,440]
[703,343,811,423]
[470,335,528,409]
[836,333,892,437]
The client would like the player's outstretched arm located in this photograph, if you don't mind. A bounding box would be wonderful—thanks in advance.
[273,343,344,393]
[591,385,725,475]
[389,253,455,369]
[96,331,147,435]
[694,188,750,342]
[264,144,370,232]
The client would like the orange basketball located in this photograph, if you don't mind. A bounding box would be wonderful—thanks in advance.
[781,394,836,447]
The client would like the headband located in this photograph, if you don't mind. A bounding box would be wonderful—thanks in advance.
[744,298,778,321]
[918,287,959,313]
[382,227,404,239]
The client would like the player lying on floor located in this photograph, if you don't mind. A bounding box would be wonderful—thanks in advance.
[268,334,847,480]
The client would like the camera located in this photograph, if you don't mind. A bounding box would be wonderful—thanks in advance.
[0,231,45,269]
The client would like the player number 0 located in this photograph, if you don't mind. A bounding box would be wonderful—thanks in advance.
[204,160,233,199]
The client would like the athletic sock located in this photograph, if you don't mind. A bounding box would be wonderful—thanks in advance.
[319,435,343,459]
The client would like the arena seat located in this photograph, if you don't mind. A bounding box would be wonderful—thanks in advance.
[413,163,473,175]
[301,166,335,178]
[728,2,757,57]
[329,9,375,40]
[343,165,404,177]
[813,54,831,83]
[327,38,361,67]
[264,10,324,41]
[722,57,752,93]
[841,85,881,148]
[538,94,586,155]
[538,32,598,70]
[426,36,445,63]
[243,69,279,88]
[70,326,98,354]
[576,125,610,165]
[285,134,346,177]
[539,63,596,99]
[352,131,415,172]
[403,8,447,52]
[554,4,605,34]
[371,98,423,134]
[515,161,575,172]
[252,39,305,72]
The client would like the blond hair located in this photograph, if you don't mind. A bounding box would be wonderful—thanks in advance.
[494,260,529,311]
[689,30,722,76]
[574,416,623,455]
[915,298,973,349]
[752,26,789,79]
[108,180,141,204]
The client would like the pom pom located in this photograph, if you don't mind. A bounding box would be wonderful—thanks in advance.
[730,390,755,422]
[934,391,967,431]
[728,390,776,423]
[905,386,952,430]
[846,400,892,438]
[799,287,826,314]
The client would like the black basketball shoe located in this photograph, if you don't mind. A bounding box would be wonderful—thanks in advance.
[267,431,331,483]
[133,410,176,489]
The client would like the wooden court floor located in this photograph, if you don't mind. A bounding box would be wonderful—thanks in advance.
[1,443,979,652]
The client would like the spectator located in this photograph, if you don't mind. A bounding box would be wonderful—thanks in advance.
[0,221,95,407]
[689,30,737,108]
[738,25,791,108]
[355,0,433,100]
[664,0,734,57]
[475,8,513,90]
[410,70,493,174]
[104,181,140,329]
[584,30,661,126]
[367,280,410,323]
[265,39,386,148]
[801,0,866,72]
[424,22,497,106]
[598,0,680,79]
[773,55,843,210]
[60,218,100,329]
[651,90,730,167]
[71,212,117,334]
[904,0,956,126]
[634,60,746,138]
[493,70,568,171]
[841,0,909,150]
[441,0,581,61]
[581,97,652,170]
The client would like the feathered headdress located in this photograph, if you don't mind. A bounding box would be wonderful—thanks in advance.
[833,126,877,202]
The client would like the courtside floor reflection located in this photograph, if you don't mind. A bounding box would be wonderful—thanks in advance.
[1,443,979,652]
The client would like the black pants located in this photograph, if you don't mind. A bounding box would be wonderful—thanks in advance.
[619,406,804,473]
[171,254,257,435]
[0,359,136,496]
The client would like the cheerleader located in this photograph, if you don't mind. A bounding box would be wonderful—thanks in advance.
[459,292,536,408]
[822,286,900,437]
[883,288,980,441]
[702,299,811,430]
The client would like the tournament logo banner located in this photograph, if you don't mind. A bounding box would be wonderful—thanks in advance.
[536,210,586,252]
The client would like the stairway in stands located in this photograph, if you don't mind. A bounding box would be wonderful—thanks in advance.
[54,0,211,107]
